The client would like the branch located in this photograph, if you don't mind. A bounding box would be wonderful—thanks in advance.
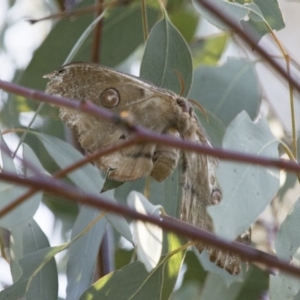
[0,169,299,278]
[0,137,139,218]
[1,79,300,173]
[196,0,297,92]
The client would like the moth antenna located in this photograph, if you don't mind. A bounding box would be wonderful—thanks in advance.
[173,69,186,96]
[188,99,209,122]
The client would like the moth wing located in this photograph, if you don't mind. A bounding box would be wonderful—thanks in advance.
[180,115,250,275]
[45,62,180,181]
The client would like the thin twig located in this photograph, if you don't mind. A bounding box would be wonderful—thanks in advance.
[140,0,149,41]
[91,0,104,63]
[195,0,299,105]
[28,3,107,24]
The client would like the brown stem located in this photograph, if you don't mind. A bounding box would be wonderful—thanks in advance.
[28,3,106,24]
[0,137,139,219]
[195,0,298,96]
[91,0,104,63]
[1,80,300,174]
[0,170,299,278]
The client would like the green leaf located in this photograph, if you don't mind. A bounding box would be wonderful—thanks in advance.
[171,282,202,300]
[105,192,134,244]
[161,233,185,298]
[22,144,49,177]
[188,58,260,127]
[148,164,182,218]
[240,1,284,43]
[270,198,300,300]
[33,132,103,194]
[140,16,193,96]
[100,4,159,67]
[240,3,269,43]
[79,233,185,299]
[0,246,64,300]
[253,0,285,31]
[10,219,58,300]
[34,133,133,241]
[169,10,198,42]
[200,272,243,299]
[101,177,124,192]
[195,108,226,148]
[200,265,269,300]
[0,140,41,229]
[236,266,269,300]
[192,33,229,67]
[193,0,248,30]
[19,1,159,91]
[208,111,280,240]
[1,134,16,172]
[66,206,107,300]
[127,192,163,272]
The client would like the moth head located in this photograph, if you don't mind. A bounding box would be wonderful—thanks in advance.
[176,98,193,116]
[100,88,120,108]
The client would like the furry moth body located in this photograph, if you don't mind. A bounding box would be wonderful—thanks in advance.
[45,62,249,275]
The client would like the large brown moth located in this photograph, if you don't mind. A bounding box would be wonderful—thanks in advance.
[44,62,250,275]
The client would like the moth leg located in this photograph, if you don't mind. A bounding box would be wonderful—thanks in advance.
[151,128,180,182]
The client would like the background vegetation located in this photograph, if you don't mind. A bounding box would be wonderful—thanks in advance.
[0,0,299,299]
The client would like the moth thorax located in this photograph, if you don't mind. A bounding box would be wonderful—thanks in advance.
[100,88,120,107]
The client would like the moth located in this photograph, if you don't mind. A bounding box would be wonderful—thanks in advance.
[44,62,250,275]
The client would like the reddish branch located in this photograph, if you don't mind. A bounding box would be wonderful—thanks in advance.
[196,0,296,89]
[91,0,104,63]
[1,79,300,173]
[0,137,139,218]
[0,169,299,278]
[1,0,300,279]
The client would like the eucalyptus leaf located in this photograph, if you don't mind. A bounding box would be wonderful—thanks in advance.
[161,233,185,298]
[270,198,300,300]
[140,16,193,96]
[0,134,16,172]
[19,1,159,91]
[208,111,280,240]
[34,133,133,247]
[169,10,198,42]
[200,272,243,299]
[193,0,248,30]
[148,164,181,218]
[0,140,41,229]
[10,219,58,300]
[127,191,162,271]
[191,33,228,67]
[188,58,260,127]
[253,0,285,30]
[171,282,202,300]
[33,132,103,193]
[240,1,285,43]
[0,246,64,300]
[66,206,107,300]
[79,233,185,299]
